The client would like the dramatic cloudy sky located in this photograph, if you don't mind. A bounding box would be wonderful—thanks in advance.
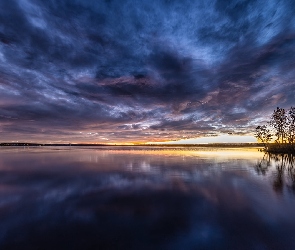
[0,0,295,143]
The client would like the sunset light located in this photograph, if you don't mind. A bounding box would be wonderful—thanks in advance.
[0,0,295,249]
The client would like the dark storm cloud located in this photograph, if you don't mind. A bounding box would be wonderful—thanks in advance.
[0,0,295,142]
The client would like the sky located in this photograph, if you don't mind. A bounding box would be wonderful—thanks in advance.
[0,0,295,143]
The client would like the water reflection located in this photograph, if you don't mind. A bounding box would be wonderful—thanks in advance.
[0,147,294,249]
[256,153,295,194]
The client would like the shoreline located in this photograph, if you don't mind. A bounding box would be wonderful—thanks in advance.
[0,143,264,148]
[264,144,295,154]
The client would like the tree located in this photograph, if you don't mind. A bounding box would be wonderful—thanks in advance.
[255,106,295,153]
[287,106,295,144]
[269,107,288,144]
[255,125,272,147]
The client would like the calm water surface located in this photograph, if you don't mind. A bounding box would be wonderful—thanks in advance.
[0,147,294,250]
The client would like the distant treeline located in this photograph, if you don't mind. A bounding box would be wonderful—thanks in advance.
[0,143,107,147]
[0,142,263,147]
[255,107,295,153]
[144,143,263,147]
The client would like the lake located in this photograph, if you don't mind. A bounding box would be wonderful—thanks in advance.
[0,146,294,250]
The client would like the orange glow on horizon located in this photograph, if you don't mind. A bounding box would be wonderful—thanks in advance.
[146,135,257,145]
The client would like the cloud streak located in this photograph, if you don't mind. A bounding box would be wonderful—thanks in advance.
[0,0,295,142]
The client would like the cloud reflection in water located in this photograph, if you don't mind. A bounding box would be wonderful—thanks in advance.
[0,147,295,249]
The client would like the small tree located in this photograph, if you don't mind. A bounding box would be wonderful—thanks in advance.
[269,107,288,144]
[287,106,295,144]
[255,125,272,148]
